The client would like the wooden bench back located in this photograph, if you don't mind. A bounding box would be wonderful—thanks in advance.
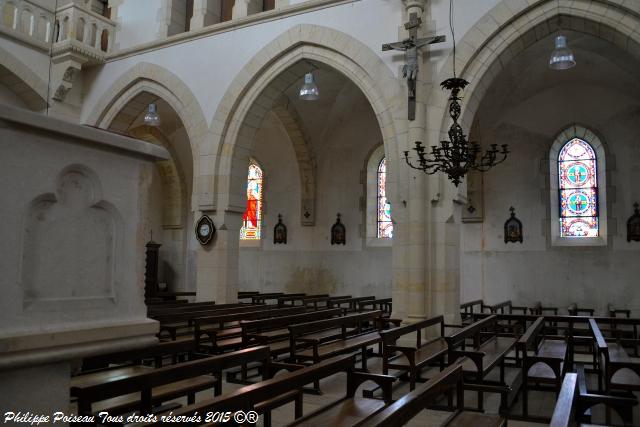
[240,308,343,338]
[289,310,382,337]
[379,315,445,346]
[275,293,307,304]
[163,354,357,417]
[81,339,197,371]
[329,295,375,309]
[151,304,278,324]
[460,300,483,322]
[488,300,512,314]
[568,303,594,316]
[446,315,498,349]
[251,292,285,303]
[73,346,271,414]
[147,302,234,316]
[358,363,464,427]
[194,306,306,329]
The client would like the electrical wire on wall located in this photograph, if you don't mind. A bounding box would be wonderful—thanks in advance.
[45,0,59,116]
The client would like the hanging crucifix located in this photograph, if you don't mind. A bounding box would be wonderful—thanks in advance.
[382,13,446,120]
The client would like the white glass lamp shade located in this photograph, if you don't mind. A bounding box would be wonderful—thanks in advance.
[144,103,161,127]
[299,72,319,101]
[549,35,576,70]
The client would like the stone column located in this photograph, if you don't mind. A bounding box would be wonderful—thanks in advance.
[157,0,187,38]
[274,0,289,8]
[108,0,124,49]
[190,0,221,30]
[232,0,261,19]
[393,0,429,323]
[195,210,242,303]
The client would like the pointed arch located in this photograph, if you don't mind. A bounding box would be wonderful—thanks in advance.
[84,62,208,202]
[206,24,403,216]
[549,125,608,246]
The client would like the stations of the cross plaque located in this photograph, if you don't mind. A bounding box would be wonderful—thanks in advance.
[382,13,446,120]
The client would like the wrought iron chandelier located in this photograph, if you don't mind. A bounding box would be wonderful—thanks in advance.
[403,0,509,187]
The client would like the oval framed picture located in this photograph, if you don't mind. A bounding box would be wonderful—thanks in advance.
[195,215,215,246]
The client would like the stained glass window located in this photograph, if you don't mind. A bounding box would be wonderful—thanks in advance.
[377,158,393,238]
[240,162,263,240]
[558,138,598,237]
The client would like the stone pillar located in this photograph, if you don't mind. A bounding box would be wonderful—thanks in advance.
[274,0,288,8]
[195,210,242,303]
[158,0,187,38]
[108,0,124,49]
[392,0,429,323]
[190,0,221,30]
[232,0,261,19]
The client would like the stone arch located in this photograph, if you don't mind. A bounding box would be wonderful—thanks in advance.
[207,24,403,216]
[428,0,640,150]
[85,62,208,206]
[0,44,47,111]
[200,24,403,303]
[128,125,186,229]
[270,95,316,226]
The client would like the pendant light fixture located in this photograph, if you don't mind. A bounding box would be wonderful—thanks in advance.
[549,35,576,70]
[403,0,509,186]
[549,0,576,70]
[299,72,319,101]
[144,103,161,127]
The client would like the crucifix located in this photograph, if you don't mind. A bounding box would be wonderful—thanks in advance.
[382,13,446,120]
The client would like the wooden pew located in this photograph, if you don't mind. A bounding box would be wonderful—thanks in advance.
[329,295,375,312]
[241,308,343,348]
[276,294,308,306]
[358,298,392,317]
[156,304,286,340]
[222,308,345,384]
[460,300,484,325]
[194,306,307,353]
[251,292,286,304]
[445,315,518,411]
[71,346,273,417]
[80,339,199,372]
[590,318,640,394]
[379,315,453,390]
[569,303,596,317]
[303,295,332,310]
[358,362,506,427]
[550,369,636,427]
[290,310,384,371]
[517,316,569,420]
[139,354,394,427]
[608,304,631,319]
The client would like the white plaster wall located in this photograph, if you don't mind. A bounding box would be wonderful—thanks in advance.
[461,72,640,315]
[113,0,165,49]
[239,103,392,297]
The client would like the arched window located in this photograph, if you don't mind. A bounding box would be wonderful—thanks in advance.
[377,158,393,238]
[558,138,598,237]
[365,145,392,245]
[240,161,263,240]
[549,126,608,246]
